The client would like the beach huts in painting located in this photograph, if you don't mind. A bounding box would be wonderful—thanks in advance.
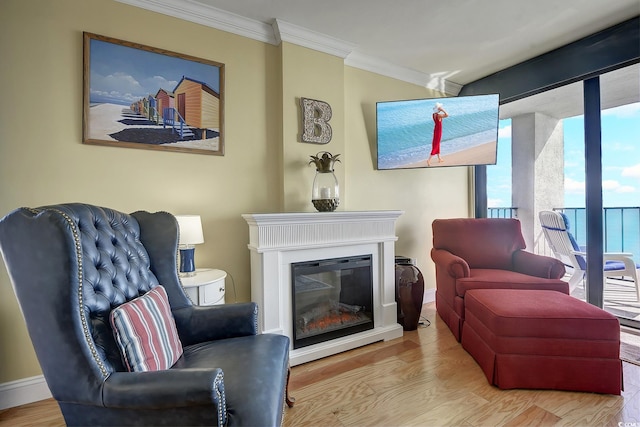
[84,33,224,154]
[173,77,220,130]
[128,76,220,136]
[155,88,174,119]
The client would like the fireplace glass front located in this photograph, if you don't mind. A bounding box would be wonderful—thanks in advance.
[291,255,373,349]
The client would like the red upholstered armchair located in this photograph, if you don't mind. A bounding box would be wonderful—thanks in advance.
[431,218,569,341]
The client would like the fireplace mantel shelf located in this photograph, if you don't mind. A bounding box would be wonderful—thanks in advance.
[243,211,403,253]
[243,210,403,224]
[243,210,404,365]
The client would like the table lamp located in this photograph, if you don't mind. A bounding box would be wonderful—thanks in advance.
[175,215,204,277]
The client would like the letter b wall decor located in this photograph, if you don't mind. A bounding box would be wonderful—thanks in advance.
[300,97,332,144]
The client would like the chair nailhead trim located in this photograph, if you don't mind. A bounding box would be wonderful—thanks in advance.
[50,208,109,378]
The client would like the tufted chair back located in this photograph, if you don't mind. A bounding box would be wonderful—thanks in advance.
[0,203,191,403]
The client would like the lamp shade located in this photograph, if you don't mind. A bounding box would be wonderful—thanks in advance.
[175,215,204,246]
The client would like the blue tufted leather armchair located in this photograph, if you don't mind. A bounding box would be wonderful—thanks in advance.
[0,203,293,426]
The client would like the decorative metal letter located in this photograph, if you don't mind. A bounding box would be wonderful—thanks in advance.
[300,97,332,144]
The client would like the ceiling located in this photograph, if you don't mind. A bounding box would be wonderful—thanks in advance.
[123,0,639,118]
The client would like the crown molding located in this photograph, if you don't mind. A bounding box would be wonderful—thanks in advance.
[345,51,431,88]
[114,0,277,44]
[272,19,356,59]
[345,52,461,95]
[114,0,459,94]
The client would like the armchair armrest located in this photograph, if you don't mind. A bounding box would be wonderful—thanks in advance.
[570,252,637,268]
[173,302,258,346]
[604,252,634,258]
[103,369,226,425]
[604,253,639,276]
[431,248,470,278]
[513,250,566,279]
[104,368,224,408]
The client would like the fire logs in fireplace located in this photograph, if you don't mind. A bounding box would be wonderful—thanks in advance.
[297,300,369,339]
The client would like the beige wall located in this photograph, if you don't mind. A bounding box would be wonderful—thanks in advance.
[0,0,470,384]
[281,42,346,212]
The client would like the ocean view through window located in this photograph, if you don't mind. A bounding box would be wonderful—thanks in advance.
[562,207,640,263]
[487,102,640,263]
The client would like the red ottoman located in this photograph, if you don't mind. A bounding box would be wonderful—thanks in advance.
[462,289,622,395]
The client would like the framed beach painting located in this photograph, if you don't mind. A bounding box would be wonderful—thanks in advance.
[83,32,225,155]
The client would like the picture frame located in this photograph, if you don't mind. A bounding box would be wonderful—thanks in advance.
[83,32,225,155]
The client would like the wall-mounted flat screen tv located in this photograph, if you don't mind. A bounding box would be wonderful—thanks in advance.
[376,94,499,170]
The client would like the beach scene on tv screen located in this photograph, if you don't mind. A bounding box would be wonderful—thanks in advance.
[377,94,499,169]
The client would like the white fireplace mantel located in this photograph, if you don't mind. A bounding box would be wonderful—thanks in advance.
[242,211,404,366]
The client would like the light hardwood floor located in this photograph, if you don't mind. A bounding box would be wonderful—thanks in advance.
[2,303,639,426]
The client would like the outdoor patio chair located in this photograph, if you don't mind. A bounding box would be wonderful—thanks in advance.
[539,210,640,300]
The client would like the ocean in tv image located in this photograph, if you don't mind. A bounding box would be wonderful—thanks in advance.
[376,94,500,170]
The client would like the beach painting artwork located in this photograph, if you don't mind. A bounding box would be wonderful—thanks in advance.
[83,32,224,155]
[376,94,499,169]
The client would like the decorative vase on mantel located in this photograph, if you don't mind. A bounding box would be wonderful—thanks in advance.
[309,151,340,212]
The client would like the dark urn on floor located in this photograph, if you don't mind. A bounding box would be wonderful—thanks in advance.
[395,262,425,331]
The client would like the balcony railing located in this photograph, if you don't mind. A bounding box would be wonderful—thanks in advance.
[488,207,518,218]
[489,206,640,262]
[557,207,640,262]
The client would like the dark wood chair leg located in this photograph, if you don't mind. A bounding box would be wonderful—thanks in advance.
[285,366,296,407]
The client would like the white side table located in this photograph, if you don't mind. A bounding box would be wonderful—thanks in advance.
[181,268,226,305]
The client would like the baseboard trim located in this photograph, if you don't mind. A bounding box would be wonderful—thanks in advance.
[424,288,436,304]
[0,375,52,410]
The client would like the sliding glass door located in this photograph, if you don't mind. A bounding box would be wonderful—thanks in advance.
[486,64,639,326]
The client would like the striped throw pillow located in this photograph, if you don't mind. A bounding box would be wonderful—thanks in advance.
[110,285,183,372]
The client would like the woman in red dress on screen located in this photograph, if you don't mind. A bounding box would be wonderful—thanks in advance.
[427,103,448,166]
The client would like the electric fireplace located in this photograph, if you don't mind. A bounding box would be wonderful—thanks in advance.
[292,255,373,349]
[243,211,404,366]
